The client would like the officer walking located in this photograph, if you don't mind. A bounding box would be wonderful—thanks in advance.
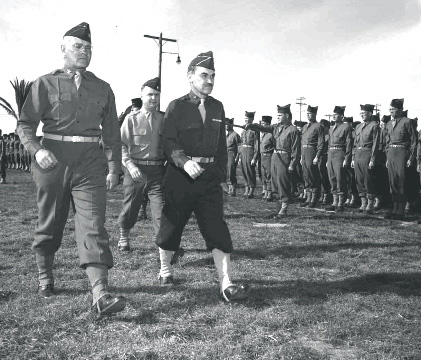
[246,104,301,217]
[325,106,352,212]
[225,118,241,196]
[17,22,126,315]
[384,99,417,220]
[300,105,323,208]
[351,104,380,214]
[259,116,275,201]
[117,77,165,252]
[240,111,259,198]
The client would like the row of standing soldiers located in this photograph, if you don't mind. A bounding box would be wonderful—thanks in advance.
[225,99,419,220]
[0,131,33,183]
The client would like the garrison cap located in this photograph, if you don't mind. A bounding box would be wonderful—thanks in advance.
[189,51,215,71]
[64,22,91,43]
[343,116,353,123]
[225,117,234,125]
[381,115,391,123]
[353,121,361,128]
[333,106,346,115]
[320,119,330,128]
[390,98,404,109]
[261,115,272,123]
[131,98,143,108]
[245,111,255,119]
[360,104,375,112]
[307,105,318,114]
[372,113,380,122]
[330,121,335,126]
[294,120,306,128]
[277,104,291,114]
[143,77,161,91]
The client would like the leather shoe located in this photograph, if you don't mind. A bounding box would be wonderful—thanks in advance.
[159,275,174,286]
[221,283,250,302]
[38,284,55,298]
[170,247,185,265]
[92,294,126,315]
[118,244,131,252]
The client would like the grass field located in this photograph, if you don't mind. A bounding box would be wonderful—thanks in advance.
[0,169,420,360]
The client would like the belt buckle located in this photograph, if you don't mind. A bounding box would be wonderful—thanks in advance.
[72,136,84,142]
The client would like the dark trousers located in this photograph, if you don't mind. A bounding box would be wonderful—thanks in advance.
[0,155,6,179]
[354,149,375,197]
[118,164,165,235]
[327,149,347,196]
[302,146,320,193]
[318,154,330,194]
[31,139,113,268]
[387,147,408,202]
[240,147,256,187]
[226,151,238,185]
[261,152,272,191]
[405,165,419,201]
[271,152,292,202]
[156,163,233,253]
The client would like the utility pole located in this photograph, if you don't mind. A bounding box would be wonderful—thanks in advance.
[144,33,181,104]
[324,114,334,122]
[374,103,381,115]
[296,97,307,122]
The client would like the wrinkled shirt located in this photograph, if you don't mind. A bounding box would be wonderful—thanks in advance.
[161,91,227,178]
[301,122,324,157]
[328,122,353,163]
[120,108,164,170]
[352,121,380,163]
[240,128,259,161]
[226,130,241,153]
[385,117,417,161]
[17,68,121,174]
[260,132,275,153]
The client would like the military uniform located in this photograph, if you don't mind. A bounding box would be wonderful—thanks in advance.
[225,118,241,196]
[14,135,21,170]
[9,135,16,169]
[0,133,6,183]
[326,106,352,211]
[318,119,331,204]
[352,105,380,213]
[259,116,275,201]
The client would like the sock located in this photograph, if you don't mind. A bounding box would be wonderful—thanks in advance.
[212,248,234,293]
[36,253,55,286]
[159,247,173,277]
[86,264,109,304]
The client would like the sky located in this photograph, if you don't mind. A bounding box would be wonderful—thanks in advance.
[0,0,420,134]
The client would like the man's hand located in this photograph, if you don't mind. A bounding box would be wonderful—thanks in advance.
[417,164,420,173]
[385,160,388,169]
[128,165,142,182]
[368,160,374,169]
[184,160,204,179]
[406,159,412,168]
[288,165,294,172]
[251,159,256,166]
[351,160,355,168]
[106,174,119,190]
[342,160,347,167]
[312,156,319,165]
[35,149,58,170]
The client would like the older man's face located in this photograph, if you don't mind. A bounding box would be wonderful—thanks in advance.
[62,36,92,71]
[188,66,215,97]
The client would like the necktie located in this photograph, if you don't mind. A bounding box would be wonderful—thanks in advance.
[74,71,81,89]
[147,113,153,131]
[198,98,206,123]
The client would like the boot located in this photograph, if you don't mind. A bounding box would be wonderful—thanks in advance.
[300,191,311,207]
[261,185,266,196]
[373,196,382,210]
[321,193,329,205]
[404,202,411,215]
[243,186,249,198]
[365,195,374,215]
[395,202,406,220]
[266,190,273,202]
[247,187,255,199]
[336,195,345,212]
[349,194,357,208]
[232,184,236,197]
[118,228,130,252]
[384,202,399,219]
[262,190,267,200]
[319,191,324,203]
[308,191,318,208]
[227,185,233,196]
[274,202,288,218]
[358,197,367,213]
[344,195,350,206]
[325,194,338,211]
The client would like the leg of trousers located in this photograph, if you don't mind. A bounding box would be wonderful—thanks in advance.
[226,151,237,186]
[240,147,256,187]
[271,152,291,203]
[354,150,375,198]
[302,146,321,193]
[261,153,272,191]
[318,154,331,194]
[327,149,347,196]
[387,148,408,202]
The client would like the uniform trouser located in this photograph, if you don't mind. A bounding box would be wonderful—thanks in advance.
[386,147,408,202]
[318,154,330,194]
[261,152,272,191]
[31,139,113,268]
[240,147,256,187]
[405,165,419,201]
[20,153,26,169]
[372,163,389,198]
[271,152,292,203]
[327,149,347,196]
[9,153,15,167]
[354,149,375,197]
[226,151,238,185]
[0,155,6,179]
[302,146,320,194]
[118,164,165,235]
[156,163,233,253]
[14,152,20,167]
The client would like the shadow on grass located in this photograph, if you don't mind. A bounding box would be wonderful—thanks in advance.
[232,241,420,259]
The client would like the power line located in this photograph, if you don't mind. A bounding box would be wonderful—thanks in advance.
[296,96,307,122]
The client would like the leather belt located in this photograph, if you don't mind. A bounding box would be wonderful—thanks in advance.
[390,144,407,148]
[274,150,290,154]
[357,146,372,150]
[132,159,165,166]
[261,152,273,155]
[329,146,344,150]
[302,145,315,148]
[187,156,214,163]
[242,145,253,148]
[44,133,99,143]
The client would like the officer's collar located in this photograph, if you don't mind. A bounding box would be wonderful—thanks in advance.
[63,67,88,80]
[189,90,209,104]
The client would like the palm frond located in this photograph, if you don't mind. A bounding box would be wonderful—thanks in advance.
[0,96,18,119]
[10,77,34,117]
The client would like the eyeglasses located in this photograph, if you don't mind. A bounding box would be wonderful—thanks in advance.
[72,43,92,52]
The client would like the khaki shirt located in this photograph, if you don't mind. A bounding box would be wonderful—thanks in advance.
[352,121,380,163]
[301,122,324,157]
[226,130,241,153]
[385,117,417,162]
[328,122,353,164]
